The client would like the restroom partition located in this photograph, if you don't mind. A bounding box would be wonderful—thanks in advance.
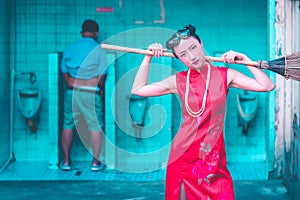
[48,52,62,168]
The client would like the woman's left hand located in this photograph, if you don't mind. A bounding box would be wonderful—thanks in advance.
[221,50,251,64]
[148,43,164,58]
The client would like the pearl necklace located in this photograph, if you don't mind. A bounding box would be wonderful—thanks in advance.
[185,63,211,118]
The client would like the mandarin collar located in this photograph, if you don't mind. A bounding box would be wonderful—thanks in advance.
[188,63,210,77]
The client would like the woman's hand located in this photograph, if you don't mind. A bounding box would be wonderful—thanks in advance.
[225,50,275,91]
[221,50,251,64]
[131,42,177,96]
[148,43,164,58]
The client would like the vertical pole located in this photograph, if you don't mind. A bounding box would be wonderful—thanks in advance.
[267,0,277,175]
[273,0,286,178]
[48,53,60,169]
[9,0,16,164]
[284,0,294,177]
[104,53,116,169]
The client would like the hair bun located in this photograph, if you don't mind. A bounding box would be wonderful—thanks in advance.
[185,24,196,34]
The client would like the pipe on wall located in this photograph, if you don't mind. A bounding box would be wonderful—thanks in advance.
[9,0,16,163]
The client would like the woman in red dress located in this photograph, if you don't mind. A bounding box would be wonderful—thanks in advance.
[131,24,274,200]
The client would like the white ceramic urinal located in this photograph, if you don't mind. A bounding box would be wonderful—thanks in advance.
[128,95,148,141]
[236,91,258,135]
[17,89,42,132]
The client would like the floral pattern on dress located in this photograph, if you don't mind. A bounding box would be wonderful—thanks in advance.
[208,112,223,135]
[192,149,220,185]
[200,142,211,153]
[199,110,224,157]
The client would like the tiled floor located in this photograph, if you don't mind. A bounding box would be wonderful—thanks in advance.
[0,161,293,200]
[0,161,268,181]
[228,162,268,180]
[0,180,292,200]
[0,161,165,181]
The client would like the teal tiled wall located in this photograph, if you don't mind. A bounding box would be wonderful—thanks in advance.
[12,0,271,164]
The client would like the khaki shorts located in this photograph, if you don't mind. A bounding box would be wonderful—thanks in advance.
[63,89,104,132]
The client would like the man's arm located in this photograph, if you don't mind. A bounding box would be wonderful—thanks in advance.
[62,73,71,85]
[98,74,106,99]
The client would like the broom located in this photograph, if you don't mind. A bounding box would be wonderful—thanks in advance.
[101,43,300,81]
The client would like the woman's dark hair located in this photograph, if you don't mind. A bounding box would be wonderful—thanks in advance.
[183,24,201,43]
[166,24,201,58]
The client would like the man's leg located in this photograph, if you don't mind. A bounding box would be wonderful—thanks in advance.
[80,92,105,170]
[90,131,103,165]
[61,89,75,169]
[61,129,73,165]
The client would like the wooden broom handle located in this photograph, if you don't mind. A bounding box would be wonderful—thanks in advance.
[101,43,259,67]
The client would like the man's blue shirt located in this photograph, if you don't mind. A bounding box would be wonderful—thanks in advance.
[61,37,107,79]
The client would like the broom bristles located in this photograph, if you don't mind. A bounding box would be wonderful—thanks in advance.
[260,52,300,81]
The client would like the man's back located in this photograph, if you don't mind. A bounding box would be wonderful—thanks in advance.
[61,37,106,81]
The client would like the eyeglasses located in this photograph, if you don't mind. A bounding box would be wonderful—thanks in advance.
[166,29,191,49]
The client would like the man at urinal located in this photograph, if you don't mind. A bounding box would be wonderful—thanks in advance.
[60,19,107,171]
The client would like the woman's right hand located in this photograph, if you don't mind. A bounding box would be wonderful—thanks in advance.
[148,43,164,58]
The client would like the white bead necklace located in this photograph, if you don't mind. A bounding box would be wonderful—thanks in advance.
[184,63,211,118]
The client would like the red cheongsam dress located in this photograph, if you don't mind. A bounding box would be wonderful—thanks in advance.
[165,65,235,200]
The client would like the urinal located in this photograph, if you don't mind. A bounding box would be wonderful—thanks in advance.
[129,95,148,126]
[236,91,258,134]
[17,89,42,132]
[128,95,148,141]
